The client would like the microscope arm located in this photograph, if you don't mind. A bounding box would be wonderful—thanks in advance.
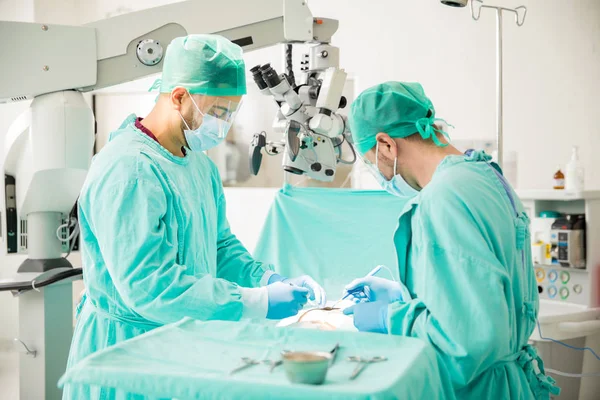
[0,0,339,102]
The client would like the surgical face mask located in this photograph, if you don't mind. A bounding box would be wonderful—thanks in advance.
[365,142,419,198]
[179,94,241,152]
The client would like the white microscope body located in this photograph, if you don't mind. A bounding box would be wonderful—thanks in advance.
[249,44,350,182]
[3,92,94,270]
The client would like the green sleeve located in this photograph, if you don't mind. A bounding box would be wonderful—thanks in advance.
[214,186,273,288]
[83,176,248,323]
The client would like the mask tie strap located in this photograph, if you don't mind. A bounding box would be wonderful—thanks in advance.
[188,93,206,117]
[178,111,192,130]
[376,139,398,177]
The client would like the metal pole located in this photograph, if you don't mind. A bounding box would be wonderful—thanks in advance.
[469,1,527,169]
[496,8,504,169]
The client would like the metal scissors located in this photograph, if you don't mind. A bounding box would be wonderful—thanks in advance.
[263,349,290,373]
[229,357,261,375]
[263,359,283,373]
[347,356,387,380]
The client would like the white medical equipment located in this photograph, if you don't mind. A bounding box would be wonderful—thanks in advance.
[519,190,600,400]
[247,50,352,182]
[444,0,527,169]
[0,1,346,398]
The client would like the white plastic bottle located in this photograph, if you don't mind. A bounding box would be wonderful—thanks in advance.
[565,146,584,191]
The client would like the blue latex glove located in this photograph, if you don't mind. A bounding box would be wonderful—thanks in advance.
[268,274,327,307]
[266,281,309,320]
[343,301,389,333]
[344,276,403,304]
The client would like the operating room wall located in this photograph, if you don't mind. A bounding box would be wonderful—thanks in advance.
[71,0,600,191]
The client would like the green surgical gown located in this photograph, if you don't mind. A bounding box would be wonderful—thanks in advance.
[62,115,272,399]
[388,151,559,400]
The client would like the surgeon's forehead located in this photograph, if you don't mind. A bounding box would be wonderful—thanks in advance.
[204,95,242,110]
[219,95,243,103]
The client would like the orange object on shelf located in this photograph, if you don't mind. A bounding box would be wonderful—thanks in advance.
[553,167,565,190]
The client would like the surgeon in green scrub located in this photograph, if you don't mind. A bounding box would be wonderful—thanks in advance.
[63,34,325,400]
[342,82,559,400]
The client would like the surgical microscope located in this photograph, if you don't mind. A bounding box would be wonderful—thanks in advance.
[248,48,353,182]
[0,1,348,399]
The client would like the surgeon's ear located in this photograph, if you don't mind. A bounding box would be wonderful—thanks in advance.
[170,87,188,110]
[375,133,397,159]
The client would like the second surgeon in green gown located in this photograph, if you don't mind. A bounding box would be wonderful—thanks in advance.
[343,82,560,400]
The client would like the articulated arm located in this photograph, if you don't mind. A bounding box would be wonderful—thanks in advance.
[0,0,338,102]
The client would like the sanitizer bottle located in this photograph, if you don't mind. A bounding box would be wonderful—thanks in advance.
[565,146,584,191]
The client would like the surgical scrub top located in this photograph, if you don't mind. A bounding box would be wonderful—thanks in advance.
[62,114,272,400]
[388,151,559,400]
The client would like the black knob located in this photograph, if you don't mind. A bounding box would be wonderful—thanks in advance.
[311,163,322,172]
[325,169,334,176]
[339,96,347,109]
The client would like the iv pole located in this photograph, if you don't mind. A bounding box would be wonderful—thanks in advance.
[470,0,527,169]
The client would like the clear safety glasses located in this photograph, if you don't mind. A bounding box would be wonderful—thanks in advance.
[189,95,244,139]
[206,97,243,122]
[354,142,391,184]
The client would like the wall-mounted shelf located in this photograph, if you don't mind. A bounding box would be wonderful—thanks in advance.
[518,190,599,308]
[517,190,600,201]
[534,263,586,272]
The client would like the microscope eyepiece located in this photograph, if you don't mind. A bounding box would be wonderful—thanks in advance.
[260,63,282,88]
[250,65,268,90]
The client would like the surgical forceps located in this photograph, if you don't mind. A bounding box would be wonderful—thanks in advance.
[347,356,388,380]
[229,357,261,375]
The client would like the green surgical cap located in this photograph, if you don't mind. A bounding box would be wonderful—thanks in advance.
[150,34,247,97]
[349,81,451,154]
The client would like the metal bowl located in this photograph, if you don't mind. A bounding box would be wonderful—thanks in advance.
[282,351,332,385]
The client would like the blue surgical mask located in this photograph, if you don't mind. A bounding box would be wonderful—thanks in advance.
[179,96,232,152]
[368,142,419,198]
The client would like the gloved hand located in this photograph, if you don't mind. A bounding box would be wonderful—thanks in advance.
[343,301,389,334]
[344,276,403,304]
[266,281,309,320]
[267,274,327,307]
[283,276,326,307]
